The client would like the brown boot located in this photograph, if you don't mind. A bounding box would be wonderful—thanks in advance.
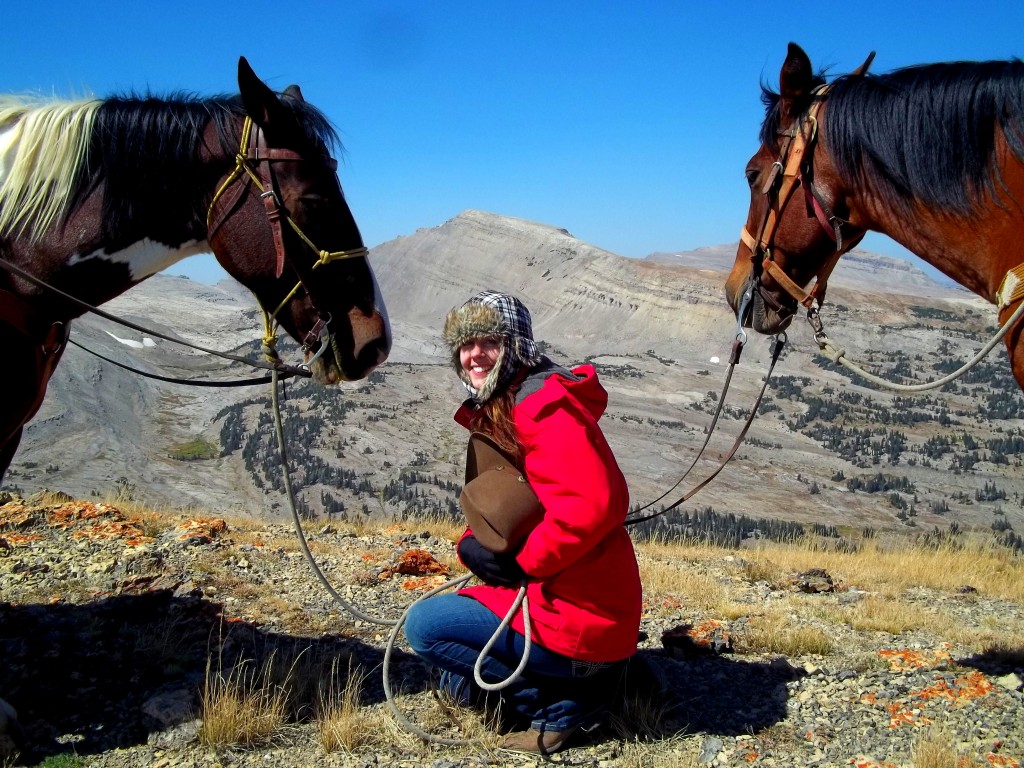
[501,725,578,754]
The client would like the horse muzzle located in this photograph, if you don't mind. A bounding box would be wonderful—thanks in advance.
[304,309,390,384]
[732,276,796,335]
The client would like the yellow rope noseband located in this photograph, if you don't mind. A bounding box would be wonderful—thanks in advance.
[206,116,368,362]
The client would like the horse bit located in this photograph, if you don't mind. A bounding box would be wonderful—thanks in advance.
[206,115,369,368]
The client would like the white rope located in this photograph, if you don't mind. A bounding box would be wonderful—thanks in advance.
[472,584,532,691]
[812,298,1024,393]
[271,370,399,625]
[382,574,477,746]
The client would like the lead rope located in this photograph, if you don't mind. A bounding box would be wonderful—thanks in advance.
[269,369,529,746]
[625,284,772,524]
[808,297,1024,392]
[271,369,399,625]
[380,580,531,746]
[0,258,311,379]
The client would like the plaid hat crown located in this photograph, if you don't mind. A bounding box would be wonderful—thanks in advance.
[443,290,542,402]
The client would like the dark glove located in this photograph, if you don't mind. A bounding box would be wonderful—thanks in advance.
[458,535,526,587]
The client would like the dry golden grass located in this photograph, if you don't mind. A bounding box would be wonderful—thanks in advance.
[199,652,294,747]
[739,536,1024,602]
[736,611,834,656]
[752,721,808,755]
[638,555,727,613]
[613,738,700,768]
[629,530,1024,668]
[738,557,787,588]
[912,727,985,767]
[825,595,936,635]
[316,661,375,753]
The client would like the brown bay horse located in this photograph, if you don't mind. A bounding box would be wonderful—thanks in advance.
[725,43,1024,389]
[0,57,391,481]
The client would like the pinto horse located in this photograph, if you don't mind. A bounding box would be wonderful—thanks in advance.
[0,57,391,481]
[725,43,1024,390]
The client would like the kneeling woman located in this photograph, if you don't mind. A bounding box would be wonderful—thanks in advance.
[404,290,642,754]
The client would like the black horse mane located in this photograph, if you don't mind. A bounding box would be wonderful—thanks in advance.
[761,59,1024,215]
[72,91,340,246]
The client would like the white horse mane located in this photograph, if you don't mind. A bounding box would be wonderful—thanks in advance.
[0,96,100,243]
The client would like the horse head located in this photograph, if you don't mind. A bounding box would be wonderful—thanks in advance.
[725,43,870,335]
[207,57,390,384]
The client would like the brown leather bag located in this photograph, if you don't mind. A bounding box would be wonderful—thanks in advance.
[460,432,544,553]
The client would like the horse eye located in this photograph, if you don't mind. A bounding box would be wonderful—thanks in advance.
[745,168,759,188]
[299,194,329,209]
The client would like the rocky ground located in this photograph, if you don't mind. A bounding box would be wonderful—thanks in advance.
[1,493,1023,768]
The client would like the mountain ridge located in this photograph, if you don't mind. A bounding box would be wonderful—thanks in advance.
[6,209,1022,540]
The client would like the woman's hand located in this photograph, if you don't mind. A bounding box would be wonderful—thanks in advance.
[458,535,526,587]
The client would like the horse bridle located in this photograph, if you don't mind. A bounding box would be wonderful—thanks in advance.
[207,116,369,365]
[738,85,866,318]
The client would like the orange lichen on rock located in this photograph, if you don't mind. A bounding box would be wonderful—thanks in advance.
[400,575,449,591]
[47,501,119,529]
[393,549,450,576]
[70,519,152,546]
[986,755,1021,767]
[175,518,229,543]
[881,670,994,730]
[32,501,155,546]
[913,671,994,705]
[0,502,34,528]
[885,701,933,729]
[878,644,953,671]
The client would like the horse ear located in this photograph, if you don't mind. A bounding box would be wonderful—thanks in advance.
[850,51,876,77]
[283,84,305,103]
[779,42,814,118]
[237,56,287,128]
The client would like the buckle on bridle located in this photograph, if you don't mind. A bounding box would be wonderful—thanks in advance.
[301,314,332,368]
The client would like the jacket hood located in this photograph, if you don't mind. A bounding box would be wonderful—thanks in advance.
[455,363,608,427]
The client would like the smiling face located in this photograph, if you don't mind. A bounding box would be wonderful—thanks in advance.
[459,336,502,390]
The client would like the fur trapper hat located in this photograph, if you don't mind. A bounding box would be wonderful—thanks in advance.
[443,290,542,402]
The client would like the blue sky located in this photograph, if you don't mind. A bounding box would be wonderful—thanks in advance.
[4,1,1022,283]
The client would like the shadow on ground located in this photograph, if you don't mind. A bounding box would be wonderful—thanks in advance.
[594,647,798,746]
[0,590,418,763]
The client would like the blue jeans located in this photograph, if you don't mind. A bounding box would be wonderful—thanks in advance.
[403,592,622,732]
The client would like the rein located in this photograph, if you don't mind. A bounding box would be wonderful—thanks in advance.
[206,116,369,367]
[66,337,284,387]
[0,258,313,380]
[625,326,787,527]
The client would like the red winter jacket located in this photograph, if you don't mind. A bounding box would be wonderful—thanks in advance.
[455,364,642,662]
